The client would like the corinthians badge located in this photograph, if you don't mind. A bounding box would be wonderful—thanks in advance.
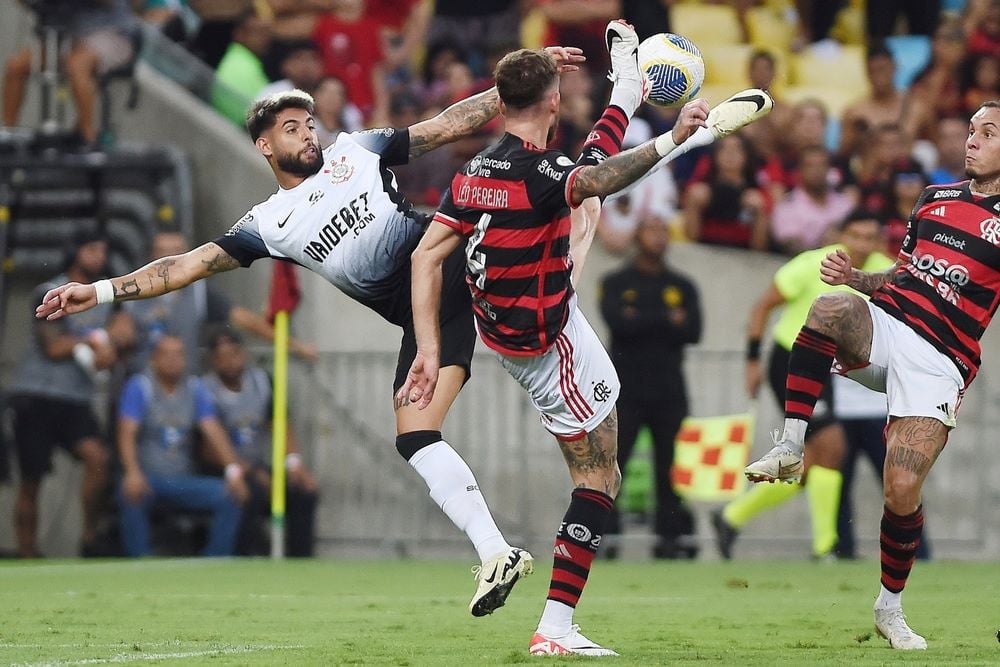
[325,155,355,184]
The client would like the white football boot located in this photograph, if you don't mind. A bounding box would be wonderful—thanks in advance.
[605,20,648,112]
[529,625,619,657]
[874,607,928,650]
[744,429,804,483]
[469,547,534,617]
[705,88,774,139]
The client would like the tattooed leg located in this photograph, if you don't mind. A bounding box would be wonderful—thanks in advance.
[556,408,622,498]
[884,416,947,514]
[804,292,874,369]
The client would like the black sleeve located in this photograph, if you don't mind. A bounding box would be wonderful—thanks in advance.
[214,210,271,267]
[526,150,580,212]
[350,127,411,167]
[900,186,934,258]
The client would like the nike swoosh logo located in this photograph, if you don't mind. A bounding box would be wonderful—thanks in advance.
[482,564,499,584]
[278,210,294,228]
[729,94,766,112]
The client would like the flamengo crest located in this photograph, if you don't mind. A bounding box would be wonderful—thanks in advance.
[980,217,1000,245]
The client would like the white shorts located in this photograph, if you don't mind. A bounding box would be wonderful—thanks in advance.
[497,304,619,439]
[844,302,965,428]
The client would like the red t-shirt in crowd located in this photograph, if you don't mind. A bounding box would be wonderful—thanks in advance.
[366,0,421,31]
[314,14,385,116]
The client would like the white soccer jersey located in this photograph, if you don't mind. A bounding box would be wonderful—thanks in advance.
[214,128,427,320]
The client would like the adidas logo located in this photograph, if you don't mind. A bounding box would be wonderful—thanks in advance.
[928,206,947,218]
[553,544,572,558]
[936,403,952,416]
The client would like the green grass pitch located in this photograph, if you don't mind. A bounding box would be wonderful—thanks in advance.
[1,558,998,665]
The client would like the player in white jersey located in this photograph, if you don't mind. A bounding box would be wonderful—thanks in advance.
[35,46,585,616]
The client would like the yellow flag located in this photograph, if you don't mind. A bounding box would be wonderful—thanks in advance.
[672,413,754,501]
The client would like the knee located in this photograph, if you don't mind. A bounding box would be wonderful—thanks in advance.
[4,50,31,79]
[883,470,920,514]
[807,292,861,332]
[395,430,442,462]
[63,49,97,80]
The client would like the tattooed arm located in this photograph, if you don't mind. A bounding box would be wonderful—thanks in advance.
[820,248,902,295]
[568,99,709,207]
[36,242,241,320]
[407,46,585,160]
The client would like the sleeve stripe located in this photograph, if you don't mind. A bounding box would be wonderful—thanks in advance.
[564,165,585,209]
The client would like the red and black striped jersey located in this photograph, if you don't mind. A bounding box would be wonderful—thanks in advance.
[871,181,1000,385]
[434,132,583,356]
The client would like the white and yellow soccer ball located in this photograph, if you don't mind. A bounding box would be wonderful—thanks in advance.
[638,33,705,108]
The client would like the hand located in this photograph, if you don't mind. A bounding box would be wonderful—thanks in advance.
[671,99,710,145]
[122,469,151,505]
[288,466,318,494]
[820,249,853,286]
[544,46,586,74]
[745,359,762,399]
[88,330,117,370]
[394,350,440,411]
[291,339,320,364]
[36,282,98,321]
[225,475,250,505]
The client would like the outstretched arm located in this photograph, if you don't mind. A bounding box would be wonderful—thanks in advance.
[36,242,241,320]
[407,46,585,160]
[569,99,709,206]
[396,221,464,410]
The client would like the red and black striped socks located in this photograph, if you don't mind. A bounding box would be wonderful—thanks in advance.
[576,106,628,168]
[785,326,838,422]
[538,488,614,635]
[879,505,924,601]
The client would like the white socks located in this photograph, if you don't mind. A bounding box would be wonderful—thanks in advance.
[875,584,902,610]
[537,600,575,637]
[781,418,808,454]
[407,440,510,562]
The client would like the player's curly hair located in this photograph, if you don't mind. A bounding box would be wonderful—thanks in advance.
[246,89,315,141]
[494,49,558,110]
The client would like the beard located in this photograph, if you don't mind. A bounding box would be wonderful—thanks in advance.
[276,143,323,177]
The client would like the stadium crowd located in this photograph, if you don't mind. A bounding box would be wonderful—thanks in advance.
[1,0,996,561]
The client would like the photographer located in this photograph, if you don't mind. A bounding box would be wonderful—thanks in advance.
[2,0,138,148]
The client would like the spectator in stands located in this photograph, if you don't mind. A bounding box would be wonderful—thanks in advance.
[739,50,790,160]
[203,328,318,557]
[839,44,905,159]
[960,54,1000,114]
[117,335,247,557]
[8,231,131,557]
[418,41,468,110]
[2,0,138,147]
[213,10,273,126]
[850,123,916,214]
[552,70,595,159]
[966,0,1000,59]
[771,147,856,255]
[187,0,254,68]
[124,231,316,373]
[884,166,929,254]
[367,0,431,74]
[928,115,968,184]
[600,215,702,559]
[623,0,670,41]
[537,0,621,75]
[426,0,520,73]
[683,134,770,251]
[902,18,967,142]
[598,119,680,254]
[313,0,389,122]
[258,39,324,99]
[266,0,336,41]
[760,99,834,204]
[313,75,363,146]
[139,0,192,42]
[866,0,941,41]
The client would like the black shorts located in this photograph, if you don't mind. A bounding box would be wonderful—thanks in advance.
[767,342,836,437]
[9,395,102,481]
[394,244,476,392]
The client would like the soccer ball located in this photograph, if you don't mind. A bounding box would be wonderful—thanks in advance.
[638,33,705,108]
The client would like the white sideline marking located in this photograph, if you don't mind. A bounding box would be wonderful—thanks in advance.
[10,644,304,666]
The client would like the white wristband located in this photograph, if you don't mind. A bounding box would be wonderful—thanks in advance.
[285,453,303,471]
[224,463,243,481]
[94,279,114,305]
[654,132,678,157]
